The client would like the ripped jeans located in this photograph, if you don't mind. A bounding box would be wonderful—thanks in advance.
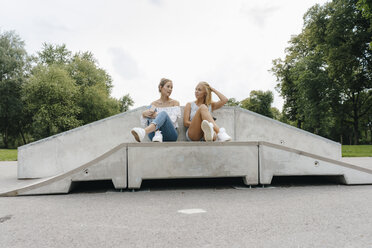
[147,111,178,142]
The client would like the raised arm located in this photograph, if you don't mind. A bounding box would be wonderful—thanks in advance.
[183,102,192,128]
[211,87,228,111]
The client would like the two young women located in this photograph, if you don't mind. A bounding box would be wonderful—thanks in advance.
[131,78,231,143]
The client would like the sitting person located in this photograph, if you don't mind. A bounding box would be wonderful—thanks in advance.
[131,78,181,142]
[183,82,231,142]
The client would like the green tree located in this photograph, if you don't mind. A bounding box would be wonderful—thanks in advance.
[226,98,240,107]
[0,30,29,147]
[37,43,72,66]
[271,107,283,121]
[119,94,134,112]
[67,52,119,124]
[240,90,274,118]
[272,0,372,144]
[357,0,372,48]
[22,65,82,139]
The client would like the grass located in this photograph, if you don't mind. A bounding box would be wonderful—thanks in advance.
[342,145,372,157]
[0,149,18,161]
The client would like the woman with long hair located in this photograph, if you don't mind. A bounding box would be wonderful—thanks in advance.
[131,78,181,142]
[183,82,231,142]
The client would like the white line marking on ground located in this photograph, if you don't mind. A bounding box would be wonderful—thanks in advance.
[177,208,206,214]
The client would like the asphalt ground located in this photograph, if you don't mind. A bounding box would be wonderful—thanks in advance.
[0,159,371,248]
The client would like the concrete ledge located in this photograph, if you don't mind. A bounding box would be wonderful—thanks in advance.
[259,142,372,185]
[1,144,127,196]
[128,142,259,189]
[2,142,372,196]
[17,106,342,179]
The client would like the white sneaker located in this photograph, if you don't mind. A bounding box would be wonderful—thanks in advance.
[201,120,215,142]
[131,127,145,142]
[217,127,231,142]
[152,130,163,142]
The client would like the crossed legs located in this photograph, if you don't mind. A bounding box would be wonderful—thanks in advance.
[187,104,219,141]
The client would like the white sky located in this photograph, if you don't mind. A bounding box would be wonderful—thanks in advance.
[1,0,328,110]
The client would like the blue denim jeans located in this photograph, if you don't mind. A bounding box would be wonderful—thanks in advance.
[147,111,178,142]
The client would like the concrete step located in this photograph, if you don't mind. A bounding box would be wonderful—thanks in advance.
[259,142,372,185]
[0,144,127,196]
[128,142,259,189]
[1,141,371,196]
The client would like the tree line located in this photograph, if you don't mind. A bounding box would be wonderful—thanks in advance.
[1,0,371,148]
[226,91,282,121]
[271,0,371,145]
[0,31,133,148]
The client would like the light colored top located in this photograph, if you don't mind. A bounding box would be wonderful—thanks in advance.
[141,106,181,128]
[189,102,212,121]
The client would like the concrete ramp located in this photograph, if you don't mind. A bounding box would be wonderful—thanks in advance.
[17,106,342,179]
[2,141,371,196]
[259,142,372,185]
[0,144,127,196]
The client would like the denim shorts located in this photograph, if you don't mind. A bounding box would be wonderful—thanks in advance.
[185,129,192,141]
[185,129,204,141]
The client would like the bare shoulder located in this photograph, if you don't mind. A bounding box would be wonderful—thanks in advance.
[170,99,180,106]
[151,100,160,107]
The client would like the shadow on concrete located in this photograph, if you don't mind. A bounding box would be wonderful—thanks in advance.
[67,176,346,194]
[70,180,116,194]
[140,177,246,191]
[270,175,345,187]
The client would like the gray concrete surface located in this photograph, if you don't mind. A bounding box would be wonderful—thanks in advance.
[128,142,259,188]
[17,106,342,179]
[1,183,372,248]
[1,161,372,247]
[3,145,371,196]
[341,157,372,170]
[1,145,127,196]
[259,143,372,185]
[0,161,43,193]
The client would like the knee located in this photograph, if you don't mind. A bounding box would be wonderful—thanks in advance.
[199,104,208,111]
[158,111,168,118]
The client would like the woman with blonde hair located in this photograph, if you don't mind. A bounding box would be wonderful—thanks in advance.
[183,82,231,142]
[131,78,181,142]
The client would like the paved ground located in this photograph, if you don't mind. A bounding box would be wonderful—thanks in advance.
[341,157,372,170]
[0,159,371,248]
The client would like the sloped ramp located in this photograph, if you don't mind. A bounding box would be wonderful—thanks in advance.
[259,142,372,185]
[0,144,127,196]
[2,141,371,196]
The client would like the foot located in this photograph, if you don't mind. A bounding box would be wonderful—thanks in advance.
[201,120,215,142]
[217,127,231,142]
[152,130,163,142]
[131,127,145,142]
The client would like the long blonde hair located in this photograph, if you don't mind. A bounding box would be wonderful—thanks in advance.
[199,81,212,106]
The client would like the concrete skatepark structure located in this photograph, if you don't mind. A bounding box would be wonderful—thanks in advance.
[1,106,372,196]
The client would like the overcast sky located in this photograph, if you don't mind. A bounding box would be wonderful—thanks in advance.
[1,0,328,110]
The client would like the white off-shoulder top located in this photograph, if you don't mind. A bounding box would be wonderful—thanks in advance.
[141,106,181,129]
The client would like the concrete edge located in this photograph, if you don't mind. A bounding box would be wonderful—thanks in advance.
[17,106,147,151]
[127,141,259,147]
[18,106,341,151]
[259,141,372,175]
[5,141,366,196]
[235,107,341,147]
[0,143,127,197]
